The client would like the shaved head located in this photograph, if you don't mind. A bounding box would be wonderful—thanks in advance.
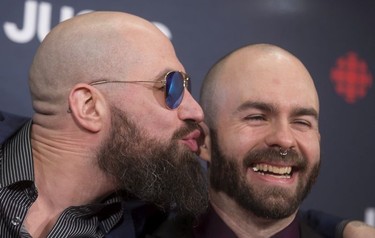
[29,11,175,117]
[200,43,319,129]
[201,43,321,222]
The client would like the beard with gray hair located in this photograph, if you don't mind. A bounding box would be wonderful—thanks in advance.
[97,107,208,217]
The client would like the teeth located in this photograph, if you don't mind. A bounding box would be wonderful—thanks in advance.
[252,164,292,176]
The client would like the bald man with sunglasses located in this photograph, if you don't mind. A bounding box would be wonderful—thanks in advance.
[0,11,208,237]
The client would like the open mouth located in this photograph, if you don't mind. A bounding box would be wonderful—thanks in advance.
[252,163,294,179]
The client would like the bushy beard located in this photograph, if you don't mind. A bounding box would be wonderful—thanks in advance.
[97,107,208,217]
[209,130,320,219]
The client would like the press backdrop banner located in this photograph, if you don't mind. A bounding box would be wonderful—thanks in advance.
[1,0,374,224]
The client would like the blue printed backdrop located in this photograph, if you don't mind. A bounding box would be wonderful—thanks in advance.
[1,0,374,224]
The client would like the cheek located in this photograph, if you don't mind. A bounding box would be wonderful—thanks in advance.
[130,107,178,140]
[298,133,320,164]
[310,143,320,163]
[217,128,258,161]
[148,117,177,138]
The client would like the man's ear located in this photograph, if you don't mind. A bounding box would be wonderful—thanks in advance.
[199,122,211,162]
[68,83,106,133]
[199,135,211,162]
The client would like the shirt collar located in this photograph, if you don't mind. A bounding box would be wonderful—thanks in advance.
[0,120,124,234]
[272,214,300,238]
[194,206,237,238]
[1,120,34,187]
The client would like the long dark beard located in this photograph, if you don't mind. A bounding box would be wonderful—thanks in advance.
[97,107,208,217]
[209,130,320,219]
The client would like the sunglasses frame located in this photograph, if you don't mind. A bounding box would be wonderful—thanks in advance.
[89,71,190,109]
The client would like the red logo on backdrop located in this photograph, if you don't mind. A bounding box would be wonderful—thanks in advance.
[330,51,373,104]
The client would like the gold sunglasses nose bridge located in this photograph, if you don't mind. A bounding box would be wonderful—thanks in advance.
[183,78,189,88]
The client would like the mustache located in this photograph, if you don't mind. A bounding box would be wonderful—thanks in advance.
[243,148,307,170]
[172,120,204,141]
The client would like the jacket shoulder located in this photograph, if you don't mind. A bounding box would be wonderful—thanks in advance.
[0,111,29,144]
[150,215,195,238]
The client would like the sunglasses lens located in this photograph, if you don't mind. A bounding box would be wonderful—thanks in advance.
[165,71,185,109]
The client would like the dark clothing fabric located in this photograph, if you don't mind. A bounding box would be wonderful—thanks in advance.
[105,201,168,238]
[0,111,28,144]
[193,207,237,238]
[0,120,123,237]
[301,210,350,238]
[272,215,300,238]
[193,207,302,238]
[152,207,324,238]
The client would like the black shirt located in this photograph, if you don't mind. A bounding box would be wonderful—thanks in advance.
[193,207,301,238]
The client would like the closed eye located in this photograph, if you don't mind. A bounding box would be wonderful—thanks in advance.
[153,80,165,91]
[244,114,266,121]
[157,85,165,91]
[293,119,313,130]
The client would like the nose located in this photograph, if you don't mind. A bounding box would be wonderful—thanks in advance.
[177,89,204,123]
[264,120,296,151]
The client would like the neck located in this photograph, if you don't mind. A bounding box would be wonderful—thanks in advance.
[209,189,297,238]
[32,124,117,206]
[25,123,117,236]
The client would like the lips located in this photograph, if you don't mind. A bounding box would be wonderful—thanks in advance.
[181,129,203,152]
[252,163,293,179]
[243,148,304,182]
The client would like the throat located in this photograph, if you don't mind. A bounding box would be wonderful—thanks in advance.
[24,199,62,238]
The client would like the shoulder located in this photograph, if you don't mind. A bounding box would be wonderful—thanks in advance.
[0,111,29,144]
[300,209,350,238]
[299,218,325,238]
[149,215,195,238]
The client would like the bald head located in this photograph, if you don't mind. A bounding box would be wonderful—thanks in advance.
[29,11,175,116]
[200,43,319,128]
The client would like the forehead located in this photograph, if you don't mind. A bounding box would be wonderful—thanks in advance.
[127,38,184,78]
[104,24,185,82]
[215,51,319,116]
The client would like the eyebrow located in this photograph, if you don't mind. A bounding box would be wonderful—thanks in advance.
[149,70,168,82]
[152,69,187,84]
[236,101,276,114]
[291,107,319,120]
[235,101,319,120]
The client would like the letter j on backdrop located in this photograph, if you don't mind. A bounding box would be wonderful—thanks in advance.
[3,0,91,43]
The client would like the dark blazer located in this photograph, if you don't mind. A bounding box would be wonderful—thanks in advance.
[0,111,28,143]
[105,201,168,238]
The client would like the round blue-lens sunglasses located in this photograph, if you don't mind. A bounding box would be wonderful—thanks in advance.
[89,71,191,109]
